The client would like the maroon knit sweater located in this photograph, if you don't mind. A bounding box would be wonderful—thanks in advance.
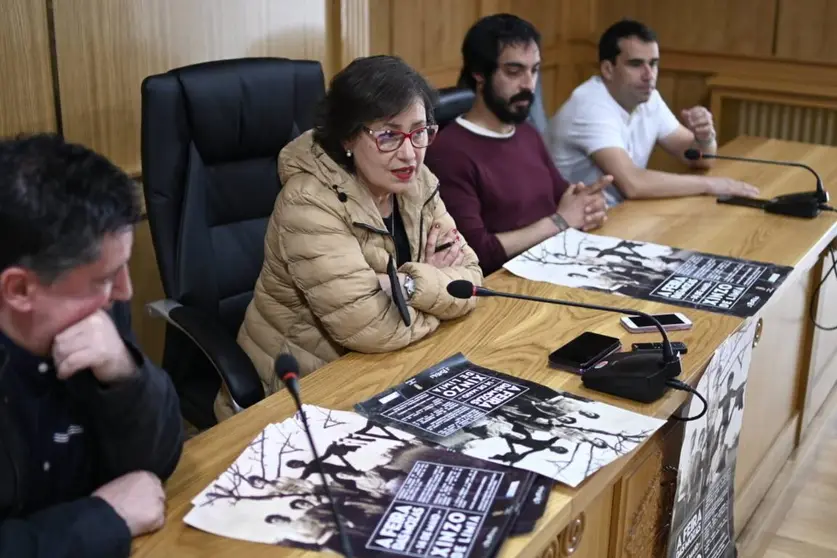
[425,120,569,275]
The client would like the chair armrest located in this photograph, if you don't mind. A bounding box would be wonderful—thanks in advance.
[146,299,265,411]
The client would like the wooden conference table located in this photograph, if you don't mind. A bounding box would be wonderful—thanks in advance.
[133,136,837,558]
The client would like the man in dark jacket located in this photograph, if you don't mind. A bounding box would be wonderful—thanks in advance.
[0,134,184,557]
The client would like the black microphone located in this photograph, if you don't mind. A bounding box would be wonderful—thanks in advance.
[275,354,354,558]
[447,280,682,404]
[684,148,830,218]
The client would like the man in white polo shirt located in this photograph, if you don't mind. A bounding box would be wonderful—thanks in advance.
[548,19,759,207]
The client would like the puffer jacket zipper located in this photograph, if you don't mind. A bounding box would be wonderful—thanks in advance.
[351,183,442,262]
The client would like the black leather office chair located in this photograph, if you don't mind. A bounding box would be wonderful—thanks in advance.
[434,87,475,129]
[140,58,325,429]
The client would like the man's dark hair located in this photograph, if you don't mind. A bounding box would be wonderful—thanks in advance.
[313,55,438,172]
[0,134,142,283]
[598,19,658,63]
[457,13,541,91]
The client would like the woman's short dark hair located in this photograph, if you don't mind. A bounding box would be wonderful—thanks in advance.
[313,55,438,172]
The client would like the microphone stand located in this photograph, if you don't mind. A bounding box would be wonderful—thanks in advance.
[683,148,832,219]
[277,361,355,558]
[457,283,683,404]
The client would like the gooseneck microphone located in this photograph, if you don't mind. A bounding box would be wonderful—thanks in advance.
[275,354,354,558]
[684,148,831,218]
[447,280,682,404]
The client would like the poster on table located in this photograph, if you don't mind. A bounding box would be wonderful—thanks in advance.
[666,318,757,558]
[355,353,665,488]
[184,405,546,557]
[502,228,792,318]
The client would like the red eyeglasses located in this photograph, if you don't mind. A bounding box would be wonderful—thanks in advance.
[363,124,439,153]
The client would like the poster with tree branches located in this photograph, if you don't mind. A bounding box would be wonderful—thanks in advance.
[666,318,756,558]
[184,405,545,557]
[503,229,791,318]
[355,354,665,488]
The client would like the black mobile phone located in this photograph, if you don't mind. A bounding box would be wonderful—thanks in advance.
[434,241,454,253]
[717,195,768,209]
[548,332,622,374]
[632,341,688,355]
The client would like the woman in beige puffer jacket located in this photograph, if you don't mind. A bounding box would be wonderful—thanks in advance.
[215,56,484,421]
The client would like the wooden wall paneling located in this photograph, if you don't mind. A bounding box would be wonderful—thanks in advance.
[326,0,343,78]
[646,71,688,173]
[0,0,57,136]
[661,49,837,86]
[655,72,678,109]
[368,0,392,56]
[538,66,558,116]
[423,0,480,72]
[674,72,711,113]
[775,0,837,65]
[52,0,329,176]
[638,70,713,173]
[479,0,506,15]
[130,217,165,365]
[338,0,370,68]
[562,0,597,42]
[390,0,482,88]
[389,1,425,71]
[707,76,837,146]
[507,0,562,50]
[595,0,776,57]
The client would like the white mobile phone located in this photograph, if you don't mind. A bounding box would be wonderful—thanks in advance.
[620,313,692,333]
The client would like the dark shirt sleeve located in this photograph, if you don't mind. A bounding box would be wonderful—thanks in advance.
[66,301,184,484]
[0,497,131,558]
[425,146,509,275]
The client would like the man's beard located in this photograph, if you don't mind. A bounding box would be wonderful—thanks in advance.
[482,81,534,125]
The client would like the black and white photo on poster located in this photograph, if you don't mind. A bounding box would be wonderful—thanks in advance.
[502,229,792,318]
[666,318,756,558]
[356,354,666,488]
[355,353,531,443]
[184,405,540,557]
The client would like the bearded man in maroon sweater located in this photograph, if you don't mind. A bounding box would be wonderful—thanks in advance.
[426,14,612,275]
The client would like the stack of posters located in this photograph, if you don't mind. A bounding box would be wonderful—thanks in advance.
[185,355,667,554]
[503,229,792,318]
[355,353,666,488]
[185,405,550,557]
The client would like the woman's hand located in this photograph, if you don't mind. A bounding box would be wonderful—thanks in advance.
[423,223,465,268]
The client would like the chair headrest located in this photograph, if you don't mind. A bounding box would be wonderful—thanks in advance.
[434,87,476,128]
[152,58,323,165]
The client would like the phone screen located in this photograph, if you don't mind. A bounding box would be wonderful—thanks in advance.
[549,332,621,372]
[627,314,685,328]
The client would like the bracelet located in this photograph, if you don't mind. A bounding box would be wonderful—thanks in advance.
[550,213,569,233]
